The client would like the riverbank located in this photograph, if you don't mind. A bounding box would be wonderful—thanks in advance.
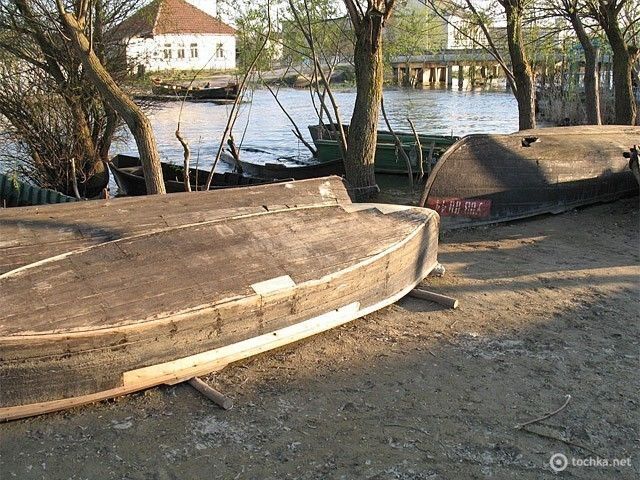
[1,197,637,479]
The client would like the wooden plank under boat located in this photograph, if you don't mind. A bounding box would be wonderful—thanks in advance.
[0,198,439,421]
[419,125,640,228]
[1,172,78,208]
[308,123,459,174]
[109,154,281,195]
[0,176,352,275]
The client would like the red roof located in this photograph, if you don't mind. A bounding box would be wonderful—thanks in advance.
[115,0,236,38]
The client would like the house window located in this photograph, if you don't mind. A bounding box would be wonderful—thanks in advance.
[177,46,185,59]
[190,43,198,58]
[163,43,172,59]
[215,43,224,58]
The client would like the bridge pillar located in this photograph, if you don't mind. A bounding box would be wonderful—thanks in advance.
[457,65,464,89]
[447,66,453,87]
[429,67,436,84]
[438,67,447,83]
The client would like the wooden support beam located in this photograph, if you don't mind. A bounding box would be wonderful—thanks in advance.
[409,288,459,309]
[188,377,233,410]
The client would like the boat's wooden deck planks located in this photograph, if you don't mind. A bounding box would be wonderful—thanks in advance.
[0,177,351,274]
[1,205,425,335]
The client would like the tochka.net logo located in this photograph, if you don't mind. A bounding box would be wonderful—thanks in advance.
[549,453,633,473]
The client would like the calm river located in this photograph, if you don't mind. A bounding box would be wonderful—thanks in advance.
[114,86,519,179]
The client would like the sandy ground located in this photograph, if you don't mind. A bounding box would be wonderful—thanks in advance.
[0,198,638,479]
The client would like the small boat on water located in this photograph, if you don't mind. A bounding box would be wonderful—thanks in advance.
[150,80,239,100]
[420,125,640,228]
[109,154,280,195]
[308,123,459,175]
[0,172,78,207]
[0,179,440,420]
[231,156,344,180]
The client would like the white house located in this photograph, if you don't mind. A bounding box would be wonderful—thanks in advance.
[116,0,236,72]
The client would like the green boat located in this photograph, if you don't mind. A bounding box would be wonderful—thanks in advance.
[0,172,78,208]
[308,124,459,175]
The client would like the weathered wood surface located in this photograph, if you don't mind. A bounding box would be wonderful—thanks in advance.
[420,126,639,228]
[0,202,439,420]
[0,176,351,275]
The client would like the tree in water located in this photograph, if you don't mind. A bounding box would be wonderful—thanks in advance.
[343,0,397,199]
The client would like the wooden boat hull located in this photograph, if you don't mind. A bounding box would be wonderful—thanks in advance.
[0,177,352,276]
[0,201,439,420]
[420,126,640,228]
[109,154,279,195]
[309,124,458,174]
[1,172,78,207]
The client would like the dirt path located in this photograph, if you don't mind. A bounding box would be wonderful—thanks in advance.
[1,198,638,479]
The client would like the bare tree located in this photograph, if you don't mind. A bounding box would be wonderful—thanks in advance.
[555,0,602,124]
[587,0,637,125]
[343,0,397,199]
[0,0,136,196]
[54,0,166,194]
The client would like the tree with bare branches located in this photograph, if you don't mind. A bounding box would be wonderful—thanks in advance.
[0,0,138,196]
[587,0,637,125]
[54,0,165,194]
[343,0,397,198]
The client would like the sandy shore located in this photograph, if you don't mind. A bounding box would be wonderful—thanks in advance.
[0,197,638,479]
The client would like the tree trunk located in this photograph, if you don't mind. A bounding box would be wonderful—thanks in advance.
[59,12,166,194]
[344,12,384,199]
[503,1,536,130]
[567,12,601,124]
[595,2,637,125]
[610,43,636,124]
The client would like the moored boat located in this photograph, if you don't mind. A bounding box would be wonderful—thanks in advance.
[109,154,280,195]
[420,125,640,228]
[233,156,344,180]
[150,80,239,100]
[0,188,440,420]
[308,123,459,174]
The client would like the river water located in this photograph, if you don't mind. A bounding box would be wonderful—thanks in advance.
[113,86,519,177]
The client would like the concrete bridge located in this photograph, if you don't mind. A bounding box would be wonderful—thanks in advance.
[391,49,503,88]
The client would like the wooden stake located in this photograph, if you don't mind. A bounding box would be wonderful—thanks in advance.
[409,288,459,309]
[188,377,233,410]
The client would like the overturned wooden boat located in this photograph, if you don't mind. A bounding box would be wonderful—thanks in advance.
[0,179,440,421]
[420,126,639,228]
[109,154,281,195]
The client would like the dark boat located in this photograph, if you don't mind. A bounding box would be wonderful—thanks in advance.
[420,126,640,228]
[109,154,280,196]
[0,172,78,207]
[151,81,239,100]
[233,156,344,180]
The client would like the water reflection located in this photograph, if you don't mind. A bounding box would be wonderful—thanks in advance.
[112,86,519,179]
